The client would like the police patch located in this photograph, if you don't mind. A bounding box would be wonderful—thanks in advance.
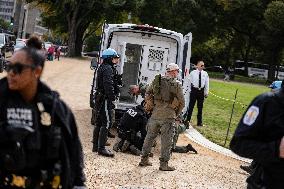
[243,105,259,126]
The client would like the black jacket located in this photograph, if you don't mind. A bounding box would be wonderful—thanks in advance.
[96,63,118,102]
[119,105,148,137]
[0,78,85,188]
[230,88,284,189]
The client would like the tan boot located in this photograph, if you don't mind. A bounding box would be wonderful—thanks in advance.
[139,156,152,166]
[121,140,130,152]
[159,161,175,171]
[105,141,111,146]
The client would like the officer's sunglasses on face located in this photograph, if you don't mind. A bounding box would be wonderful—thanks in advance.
[5,61,36,75]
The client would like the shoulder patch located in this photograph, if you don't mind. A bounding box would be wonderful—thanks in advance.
[243,105,259,126]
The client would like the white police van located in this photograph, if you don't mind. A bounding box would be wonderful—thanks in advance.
[91,23,192,117]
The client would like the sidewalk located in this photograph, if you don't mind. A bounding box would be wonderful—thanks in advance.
[185,125,252,163]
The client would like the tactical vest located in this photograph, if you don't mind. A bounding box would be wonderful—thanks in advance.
[153,74,177,103]
[0,98,62,174]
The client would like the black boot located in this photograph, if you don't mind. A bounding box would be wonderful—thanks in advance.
[98,148,114,157]
[129,145,142,156]
[240,164,253,174]
[92,126,100,152]
[172,146,188,153]
[186,144,198,154]
[98,127,114,157]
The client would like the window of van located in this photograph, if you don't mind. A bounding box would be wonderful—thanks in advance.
[0,34,4,45]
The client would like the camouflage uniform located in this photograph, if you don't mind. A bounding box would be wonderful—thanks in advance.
[140,74,185,170]
[172,122,198,154]
[172,122,187,149]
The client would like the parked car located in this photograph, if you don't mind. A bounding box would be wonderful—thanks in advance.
[83,51,99,57]
[14,41,26,52]
[16,38,27,43]
[0,33,15,59]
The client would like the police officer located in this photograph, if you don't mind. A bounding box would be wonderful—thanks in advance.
[230,80,284,189]
[186,60,209,126]
[139,63,185,171]
[92,48,120,157]
[113,105,148,155]
[0,36,86,188]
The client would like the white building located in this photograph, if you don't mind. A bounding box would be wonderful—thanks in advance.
[0,0,48,38]
[0,0,15,22]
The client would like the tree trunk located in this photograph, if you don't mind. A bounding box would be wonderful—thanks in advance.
[268,63,276,82]
[243,43,251,77]
[267,48,281,81]
[75,29,84,56]
[68,28,77,57]
[67,12,90,57]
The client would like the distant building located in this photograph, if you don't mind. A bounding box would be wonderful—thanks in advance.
[14,2,48,38]
[0,0,15,22]
[0,0,48,38]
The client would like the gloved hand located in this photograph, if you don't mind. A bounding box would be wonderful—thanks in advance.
[73,186,87,189]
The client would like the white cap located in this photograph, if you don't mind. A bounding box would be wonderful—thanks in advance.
[166,63,180,71]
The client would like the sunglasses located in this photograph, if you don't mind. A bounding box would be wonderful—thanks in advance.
[5,61,35,75]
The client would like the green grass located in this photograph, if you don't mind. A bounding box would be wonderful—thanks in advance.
[191,79,269,148]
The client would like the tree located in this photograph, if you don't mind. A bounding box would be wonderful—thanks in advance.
[215,0,270,75]
[262,1,284,79]
[139,0,223,65]
[0,18,10,30]
[27,0,140,57]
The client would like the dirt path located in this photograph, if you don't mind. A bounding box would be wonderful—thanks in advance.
[0,58,249,189]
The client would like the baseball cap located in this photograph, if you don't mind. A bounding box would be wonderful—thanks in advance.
[166,63,180,72]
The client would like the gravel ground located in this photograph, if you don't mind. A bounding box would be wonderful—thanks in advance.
[0,58,249,189]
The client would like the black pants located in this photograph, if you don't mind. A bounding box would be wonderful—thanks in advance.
[93,100,113,150]
[186,87,204,125]
[118,129,146,150]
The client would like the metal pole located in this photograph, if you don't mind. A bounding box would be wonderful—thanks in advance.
[224,89,238,147]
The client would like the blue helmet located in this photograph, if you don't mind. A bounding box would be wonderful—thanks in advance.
[269,80,282,89]
[101,48,120,59]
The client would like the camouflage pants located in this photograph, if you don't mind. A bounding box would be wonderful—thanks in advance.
[142,118,175,162]
[172,123,187,149]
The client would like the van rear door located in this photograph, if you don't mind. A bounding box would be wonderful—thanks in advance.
[181,33,193,114]
[119,43,142,104]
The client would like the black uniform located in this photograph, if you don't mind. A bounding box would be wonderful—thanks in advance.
[230,87,284,189]
[92,61,118,154]
[116,105,148,151]
[0,78,85,189]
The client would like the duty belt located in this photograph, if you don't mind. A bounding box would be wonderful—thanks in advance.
[0,172,61,189]
[191,86,204,91]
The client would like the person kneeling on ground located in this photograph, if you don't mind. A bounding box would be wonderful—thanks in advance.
[113,105,148,156]
[172,117,198,154]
